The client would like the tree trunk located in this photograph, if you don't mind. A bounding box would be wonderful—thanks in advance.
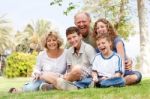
[137,0,150,75]
[114,0,125,30]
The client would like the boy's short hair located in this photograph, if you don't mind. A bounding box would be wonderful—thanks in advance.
[96,33,111,42]
[96,33,113,49]
[66,26,80,36]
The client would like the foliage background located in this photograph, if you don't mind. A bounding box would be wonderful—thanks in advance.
[4,52,37,78]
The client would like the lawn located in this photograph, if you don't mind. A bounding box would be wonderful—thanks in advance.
[0,77,150,99]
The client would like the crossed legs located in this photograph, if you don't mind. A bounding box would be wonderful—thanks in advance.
[124,71,142,85]
[40,66,82,88]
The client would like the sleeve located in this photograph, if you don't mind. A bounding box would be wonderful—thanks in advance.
[66,49,72,66]
[85,45,97,64]
[115,55,125,74]
[92,56,98,71]
[114,37,124,47]
[32,53,43,76]
[66,49,72,72]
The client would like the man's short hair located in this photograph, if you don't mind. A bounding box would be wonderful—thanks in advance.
[74,11,91,21]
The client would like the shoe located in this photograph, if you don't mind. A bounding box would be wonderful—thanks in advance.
[89,81,95,88]
[39,83,54,91]
[56,78,77,91]
[8,88,22,93]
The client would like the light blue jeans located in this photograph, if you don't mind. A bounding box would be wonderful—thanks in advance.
[22,80,44,92]
[96,77,125,88]
[74,76,92,89]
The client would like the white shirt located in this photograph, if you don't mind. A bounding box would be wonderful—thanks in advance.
[92,52,124,78]
[33,49,67,75]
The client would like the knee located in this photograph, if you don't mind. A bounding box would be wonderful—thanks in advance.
[124,71,142,85]
[39,72,49,80]
[65,66,82,81]
[134,71,142,84]
[124,74,139,85]
[71,66,82,75]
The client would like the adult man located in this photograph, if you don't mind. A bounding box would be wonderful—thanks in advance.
[74,11,142,85]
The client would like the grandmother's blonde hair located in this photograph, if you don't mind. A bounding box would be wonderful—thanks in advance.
[41,31,63,49]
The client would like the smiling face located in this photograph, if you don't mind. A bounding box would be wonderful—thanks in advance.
[96,21,108,36]
[46,36,59,50]
[96,37,112,57]
[67,32,82,48]
[94,18,118,40]
[74,13,91,37]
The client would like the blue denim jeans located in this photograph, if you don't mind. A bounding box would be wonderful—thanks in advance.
[22,80,44,92]
[96,77,125,88]
[74,76,92,89]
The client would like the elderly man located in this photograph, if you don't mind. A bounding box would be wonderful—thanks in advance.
[74,12,96,48]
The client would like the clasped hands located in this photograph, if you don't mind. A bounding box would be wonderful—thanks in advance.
[33,73,42,81]
[92,76,108,83]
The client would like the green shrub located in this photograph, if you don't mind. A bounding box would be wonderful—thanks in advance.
[4,52,37,78]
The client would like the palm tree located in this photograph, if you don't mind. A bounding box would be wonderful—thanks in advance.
[25,19,53,52]
[0,15,12,54]
[15,19,53,52]
[14,31,30,52]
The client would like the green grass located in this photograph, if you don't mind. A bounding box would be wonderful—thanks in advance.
[0,77,150,99]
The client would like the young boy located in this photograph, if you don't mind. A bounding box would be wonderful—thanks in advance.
[64,26,96,89]
[92,34,125,87]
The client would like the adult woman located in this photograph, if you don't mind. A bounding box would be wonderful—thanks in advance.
[93,18,142,85]
[9,31,67,93]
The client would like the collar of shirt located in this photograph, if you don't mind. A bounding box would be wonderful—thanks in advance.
[70,41,85,55]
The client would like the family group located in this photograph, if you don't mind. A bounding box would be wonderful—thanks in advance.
[9,11,142,93]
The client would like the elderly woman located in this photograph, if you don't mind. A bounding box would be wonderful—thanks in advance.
[9,31,67,93]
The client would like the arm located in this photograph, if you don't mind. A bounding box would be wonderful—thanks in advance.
[114,54,124,77]
[125,56,132,70]
[32,53,43,80]
[85,45,96,64]
[92,55,99,83]
[92,71,99,83]
[66,49,72,73]
[116,41,125,63]
[114,72,122,77]
[116,41,132,70]
[66,65,71,73]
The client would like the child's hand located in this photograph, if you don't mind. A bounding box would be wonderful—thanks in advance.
[100,76,108,80]
[93,76,99,83]
[63,73,68,79]
[33,73,40,80]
